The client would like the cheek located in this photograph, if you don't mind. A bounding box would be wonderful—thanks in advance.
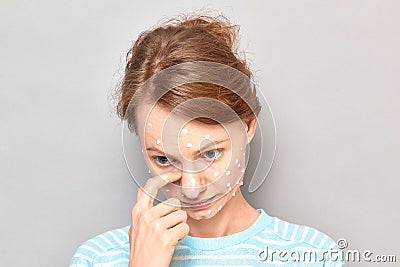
[217,148,246,175]
[200,154,230,181]
[211,147,246,191]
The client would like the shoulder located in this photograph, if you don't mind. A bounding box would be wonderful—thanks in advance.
[69,225,130,267]
[255,209,345,266]
[262,212,337,251]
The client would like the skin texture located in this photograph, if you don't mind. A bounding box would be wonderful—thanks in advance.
[128,104,260,266]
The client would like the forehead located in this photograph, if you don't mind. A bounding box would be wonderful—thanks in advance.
[139,104,228,141]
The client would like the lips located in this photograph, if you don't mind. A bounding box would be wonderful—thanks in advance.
[181,195,217,209]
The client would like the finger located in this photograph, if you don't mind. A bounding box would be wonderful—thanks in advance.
[148,198,181,219]
[169,222,190,244]
[136,187,143,203]
[132,187,144,230]
[128,226,132,244]
[158,209,187,229]
[139,172,182,208]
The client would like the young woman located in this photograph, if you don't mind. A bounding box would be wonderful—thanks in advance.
[70,12,345,267]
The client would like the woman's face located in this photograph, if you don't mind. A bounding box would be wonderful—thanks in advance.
[136,104,256,220]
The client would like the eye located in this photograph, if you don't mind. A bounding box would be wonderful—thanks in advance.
[202,149,222,160]
[154,156,171,167]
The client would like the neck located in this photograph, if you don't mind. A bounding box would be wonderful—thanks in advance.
[186,188,259,238]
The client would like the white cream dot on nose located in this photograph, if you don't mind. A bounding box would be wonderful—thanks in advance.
[241,168,245,173]
[218,205,222,211]
[190,177,196,185]
[147,122,153,127]
[208,209,212,215]
[225,170,231,176]
[232,191,236,196]
[205,134,210,139]
[181,128,188,134]
[186,142,192,148]
[235,159,239,164]
[237,163,241,168]
[156,139,161,145]
[214,171,219,177]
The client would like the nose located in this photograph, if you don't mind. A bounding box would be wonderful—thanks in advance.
[180,168,203,199]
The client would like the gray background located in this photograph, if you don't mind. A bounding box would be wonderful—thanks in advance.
[1,1,399,266]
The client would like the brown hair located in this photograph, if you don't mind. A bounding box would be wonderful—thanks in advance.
[113,12,261,134]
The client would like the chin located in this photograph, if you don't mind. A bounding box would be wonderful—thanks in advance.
[187,211,213,221]
[184,205,220,220]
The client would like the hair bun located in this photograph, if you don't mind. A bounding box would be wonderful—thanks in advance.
[178,15,238,51]
[180,15,239,48]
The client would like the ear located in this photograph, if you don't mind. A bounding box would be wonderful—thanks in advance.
[242,115,258,145]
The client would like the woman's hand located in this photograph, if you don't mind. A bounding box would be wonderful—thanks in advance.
[128,172,190,267]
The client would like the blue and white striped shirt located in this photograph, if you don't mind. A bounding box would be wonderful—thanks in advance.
[69,208,345,266]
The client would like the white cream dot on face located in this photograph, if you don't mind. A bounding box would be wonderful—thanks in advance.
[239,180,244,186]
[186,142,192,148]
[235,159,239,164]
[240,146,243,150]
[226,182,231,191]
[241,168,245,173]
[156,139,161,145]
[181,128,188,134]
[242,153,246,156]
[214,171,219,177]
[205,134,210,139]
[232,191,236,196]
[147,122,153,127]
[237,163,241,168]
[190,177,196,185]
[208,209,212,215]
[225,170,231,176]
[218,205,222,211]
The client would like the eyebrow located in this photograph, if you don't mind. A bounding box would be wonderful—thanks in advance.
[146,138,229,156]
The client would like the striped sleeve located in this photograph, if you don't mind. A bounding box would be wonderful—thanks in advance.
[69,226,130,267]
